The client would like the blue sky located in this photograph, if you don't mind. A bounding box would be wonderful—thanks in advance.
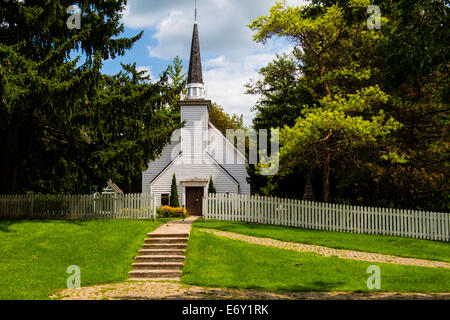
[100,0,303,125]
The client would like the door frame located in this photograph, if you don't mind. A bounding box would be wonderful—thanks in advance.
[185,186,205,216]
[181,180,208,208]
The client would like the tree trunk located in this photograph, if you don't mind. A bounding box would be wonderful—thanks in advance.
[302,171,316,201]
[322,152,330,202]
[318,56,332,97]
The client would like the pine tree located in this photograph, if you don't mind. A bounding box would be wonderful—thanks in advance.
[208,176,216,194]
[0,1,180,194]
[169,174,180,207]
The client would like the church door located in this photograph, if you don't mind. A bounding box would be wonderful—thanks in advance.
[185,187,204,216]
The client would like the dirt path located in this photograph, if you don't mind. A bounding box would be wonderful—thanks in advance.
[197,228,450,269]
[53,281,450,300]
[151,215,200,235]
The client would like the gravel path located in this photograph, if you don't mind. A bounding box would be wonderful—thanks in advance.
[53,281,450,300]
[52,227,450,300]
[197,228,450,269]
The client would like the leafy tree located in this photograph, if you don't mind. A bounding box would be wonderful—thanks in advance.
[246,53,314,130]
[248,0,449,210]
[208,102,245,135]
[169,174,180,207]
[245,53,316,197]
[208,176,216,194]
[374,0,450,209]
[250,0,398,202]
[0,0,180,194]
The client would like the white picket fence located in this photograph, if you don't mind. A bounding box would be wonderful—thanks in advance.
[0,193,157,220]
[203,193,450,242]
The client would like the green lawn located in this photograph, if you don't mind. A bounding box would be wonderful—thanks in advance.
[194,220,450,262]
[182,229,450,293]
[0,219,171,300]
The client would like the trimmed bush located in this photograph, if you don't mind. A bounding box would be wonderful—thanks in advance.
[156,206,187,218]
[170,174,180,207]
[208,175,216,194]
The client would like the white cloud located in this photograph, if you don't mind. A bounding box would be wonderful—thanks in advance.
[204,55,228,68]
[123,0,306,125]
[202,51,292,126]
[146,11,191,59]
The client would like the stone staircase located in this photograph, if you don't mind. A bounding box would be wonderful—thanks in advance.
[128,233,189,281]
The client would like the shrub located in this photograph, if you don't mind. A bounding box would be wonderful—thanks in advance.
[156,206,187,218]
[170,174,180,207]
[208,175,216,194]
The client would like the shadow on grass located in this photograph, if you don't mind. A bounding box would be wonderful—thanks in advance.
[0,220,24,233]
[0,219,93,233]
[105,290,448,300]
[180,280,345,293]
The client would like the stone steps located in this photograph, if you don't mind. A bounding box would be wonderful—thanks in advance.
[145,238,188,244]
[135,255,185,262]
[128,269,182,279]
[129,226,196,281]
[138,249,186,256]
[131,262,184,270]
[148,233,189,238]
[128,277,180,282]
[142,243,187,249]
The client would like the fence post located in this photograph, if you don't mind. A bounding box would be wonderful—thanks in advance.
[202,195,207,221]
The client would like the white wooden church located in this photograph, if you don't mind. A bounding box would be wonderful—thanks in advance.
[142,19,250,215]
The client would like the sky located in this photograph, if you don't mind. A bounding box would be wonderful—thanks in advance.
[101,0,305,125]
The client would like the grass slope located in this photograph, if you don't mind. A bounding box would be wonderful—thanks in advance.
[0,219,170,299]
[194,220,450,262]
[182,229,450,293]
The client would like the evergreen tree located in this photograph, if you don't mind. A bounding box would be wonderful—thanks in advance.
[169,174,180,207]
[165,56,187,113]
[0,1,180,194]
[208,176,216,194]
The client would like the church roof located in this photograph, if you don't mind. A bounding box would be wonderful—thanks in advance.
[187,22,203,84]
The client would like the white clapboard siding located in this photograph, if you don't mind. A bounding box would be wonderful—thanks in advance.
[181,105,208,157]
[0,193,156,220]
[203,194,450,242]
[144,110,251,204]
[150,153,239,207]
[142,137,181,194]
[208,122,250,195]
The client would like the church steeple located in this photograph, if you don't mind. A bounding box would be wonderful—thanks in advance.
[186,7,205,99]
[187,22,203,85]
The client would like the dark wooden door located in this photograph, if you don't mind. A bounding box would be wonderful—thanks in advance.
[186,187,204,216]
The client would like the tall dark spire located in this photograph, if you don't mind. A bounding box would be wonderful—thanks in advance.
[187,22,203,84]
